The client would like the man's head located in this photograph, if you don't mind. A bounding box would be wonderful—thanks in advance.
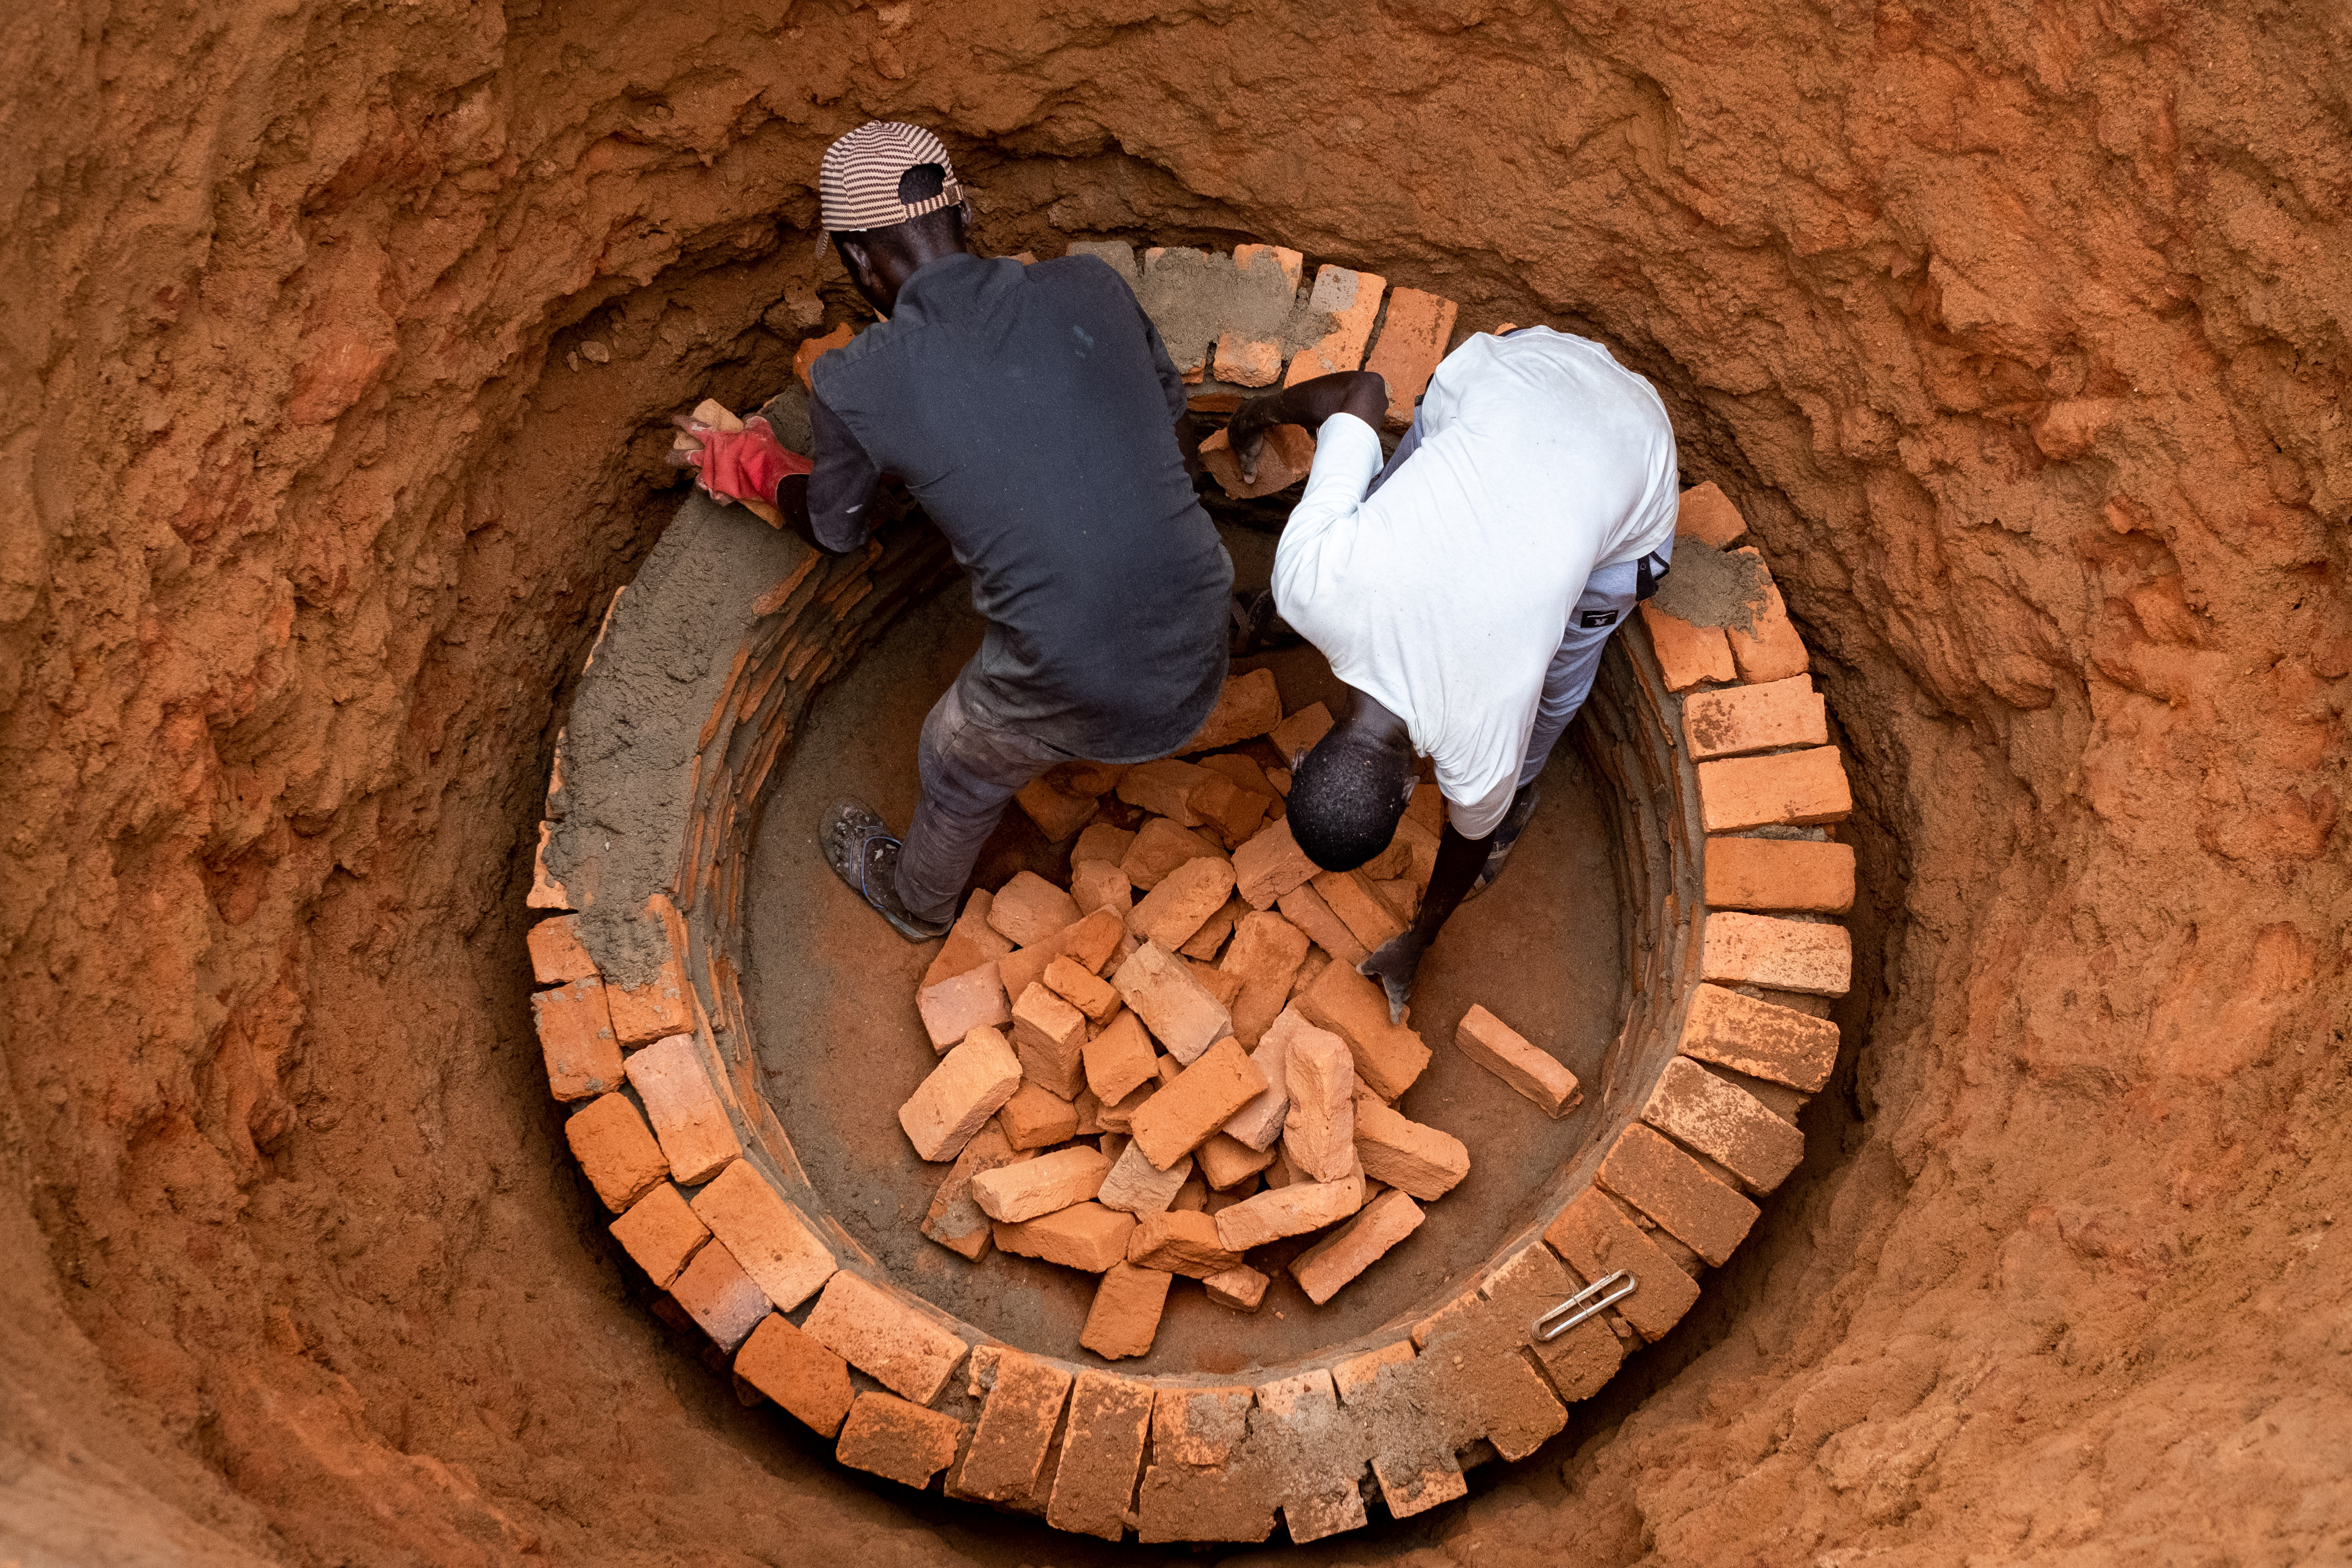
[819,121,973,315]
[1287,698,1418,872]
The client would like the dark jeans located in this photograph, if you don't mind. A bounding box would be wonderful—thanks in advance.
[893,668,1078,925]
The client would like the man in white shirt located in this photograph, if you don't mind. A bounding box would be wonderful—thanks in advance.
[1225,327,1680,1019]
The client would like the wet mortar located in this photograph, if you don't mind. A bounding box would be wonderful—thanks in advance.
[743,523,1626,1376]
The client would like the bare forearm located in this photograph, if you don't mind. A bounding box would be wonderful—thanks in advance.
[1252,371,1386,433]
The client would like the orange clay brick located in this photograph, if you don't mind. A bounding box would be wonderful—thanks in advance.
[1083,1010,1159,1104]
[526,914,597,985]
[1218,910,1311,1046]
[735,1313,854,1438]
[1045,1371,1155,1539]
[1120,817,1225,891]
[998,1079,1081,1151]
[1276,881,1368,968]
[1098,1141,1193,1215]
[1073,822,1137,867]
[1044,954,1121,1022]
[917,961,1011,1052]
[669,1237,771,1351]
[1015,774,1098,841]
[1281,1026,1357,1183]
[922,1121,1032,1259]
[1011,982,1089,1098]
[971,1144,1111,1223]
[1081,1262,1174,1360]
[1213,243,1303,387]
[1199,423,1317,500]
[921,891,1014,988]
[1231,817,1319,911]
[528,821,572,910]
[1674,481,1748,548]
[1642,1057,1804,1193]
[1178,668,1284,755]
[1213,1169,1364,1250]
[1595,1122,1759,1267]
[1725,549,1810,682]
[898,1026,1023,1162]
[1704,835,1855,914]
[532,976,624,1102]
[1178,894,1244,960]
[609,1183,708,1287]
[564,1092,669,1211]
[834,1392,964,1489]
[1070,859,1133,919]
[1676,982,1840,1092]
[625,1032,742,1185]
[800,1270,968,1404]
[1638,602,1738,690]
[1126,1209,1242,1278]
[1285,264,1386,383]
[1682,674,1828,759]
[1700,911,1852,997]
[986,870,1081,947]
[1351,1096,1469,1200]
[1697,746,1852,833]
[1112,940,1235,1066]
[1128,1037,1269,1170]
[1265,701,1335,764]
[1128,855,1237,951]
[1542,1186,1700,1341]
[956,1348,1072,1503]
[1311,868,1406,953]
[992,1201,1137,1272]
[1454,1004,1581,1117]
[1203,1264,1269,1312]
[1293,960,1431,1102]
[1289,1188,1423,1305]
[688,1159,837,1311]
[1363,287,1459,428]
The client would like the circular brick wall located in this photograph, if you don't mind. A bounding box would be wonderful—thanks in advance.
[521,246,1855,1545]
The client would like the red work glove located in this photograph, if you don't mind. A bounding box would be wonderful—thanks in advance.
[673,416,812,506]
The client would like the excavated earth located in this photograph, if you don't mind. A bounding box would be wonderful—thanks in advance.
[3,3,2349,1565]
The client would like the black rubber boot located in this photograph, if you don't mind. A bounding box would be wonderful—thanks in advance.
[818,798,952,942]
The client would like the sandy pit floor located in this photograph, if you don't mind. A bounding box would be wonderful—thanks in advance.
[742,525,1626,1375]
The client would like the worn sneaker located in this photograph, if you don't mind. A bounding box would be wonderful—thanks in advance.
[1464,783,1541,900]
[818,798,951,942]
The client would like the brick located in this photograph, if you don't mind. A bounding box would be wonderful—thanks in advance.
[1698,746,1852,833]
[971,1145,1110,1222]
[1111,940,1235,1065]
[993,1202,1136,1272]
[1677,982,1840,1091]
[1638,602,1738,690]
[793,322,854,390]
[1643,1057,1804,1192]
[1214,1170,1363,1250]
[1045,1371,1155,1539]
[1683,674,1828,759]
[1172,1172,1209,1211]
[527,915,597,985]
[735,1313,854,1438]
[1217,911,1311,1046]
[1276,882,1367,968]
[1220,1013,1295,1150]
[1311,868,1406,953]
[1178,667,1284,754]
[1285,264,1385,383]
[1099,1141,1193,1215]
[1009,982,1088,1098]
[1265,701,1334,765]
[1364,287,1459,428]
[1119,816,1225,891]
[528,821,571,910]
[801,1270,968,1404]
[1294,961,1431,1101]
[604,896,694,1045]
[1528,1297,1628,1404]
[1596,1122,1759,1267]
[1096,1078,1154,1134]
[1003,909,1126,1001]
[1081,1263,1173,1360]
[921,891,1014,988]
[1067,238,1138,287]
[610,1183,708,1287]
[1178,895,1244,960]
[1152,1385,1253,1465]
[690,1159,837,1310]
[1198,750,1276,796]
[1253,1369,1368,1542]
[1072,822,1137,866]
[1197,1131,1279,1189]
[1070,859,1133,918]
[1074,1086,1105,1136]
[999,1080,1080,1151]
[1185,959,1245,1011]
[958,1348,1072,1503]
[834,1392,963,1489]
[1701,911,1851,996]
[1406,1242,1574,1459]
[1121,855,1231,953]
[1211,243,1303,388]
[1199,423,1316,500]
[916,961,1011,1052]
[1202,1265,1268,1312]
[532,976,624,1102]
[1114,760,1211,826]
[1725,549,1810,682]
[1332,1340,1416,1404]
[1043,955,1120,1023]
[1281,1025,1356,1182]
[625,1033,742,1185]
[1126,1209,1242,1278]
[1351,1096,1469,1199]
[922,1121,1031,1258]
[1082,1010,1159,1103]
[1290,1189,1423,1305]
[898,1026,1023,1162]
[564,1096,669,1217]
[1704,835,1855,914]
[1455,1004,1581,1117]
[1129,1037,1268,1170]
[1231,817,1319,912]
[987,870,1081,947]
[1015,774,1098,841]
[1675,480,1748,548]
[669,1238,771,1351]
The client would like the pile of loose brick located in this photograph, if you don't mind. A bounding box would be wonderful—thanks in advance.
[517,242,1860,1543]
[898,664,1586,1363]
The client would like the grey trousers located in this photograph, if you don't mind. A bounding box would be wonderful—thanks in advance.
[892,668,1077,926]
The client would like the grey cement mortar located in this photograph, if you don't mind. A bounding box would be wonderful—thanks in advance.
[1105,244,1337,370]
[548,489,814,988]
[1649,537,1769,632]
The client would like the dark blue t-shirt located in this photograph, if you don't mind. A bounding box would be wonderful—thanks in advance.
[807,251,1232,762]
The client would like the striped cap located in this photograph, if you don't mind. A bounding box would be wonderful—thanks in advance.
[818,121,963,235]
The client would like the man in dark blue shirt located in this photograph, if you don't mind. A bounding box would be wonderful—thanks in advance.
[680,122,1232,939]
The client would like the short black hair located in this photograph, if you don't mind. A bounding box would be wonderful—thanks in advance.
[833,167,964,261]
[1287,729,1415,872]
[897,162,947,203]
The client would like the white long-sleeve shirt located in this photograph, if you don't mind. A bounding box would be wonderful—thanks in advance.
[1272,328,1680,836]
